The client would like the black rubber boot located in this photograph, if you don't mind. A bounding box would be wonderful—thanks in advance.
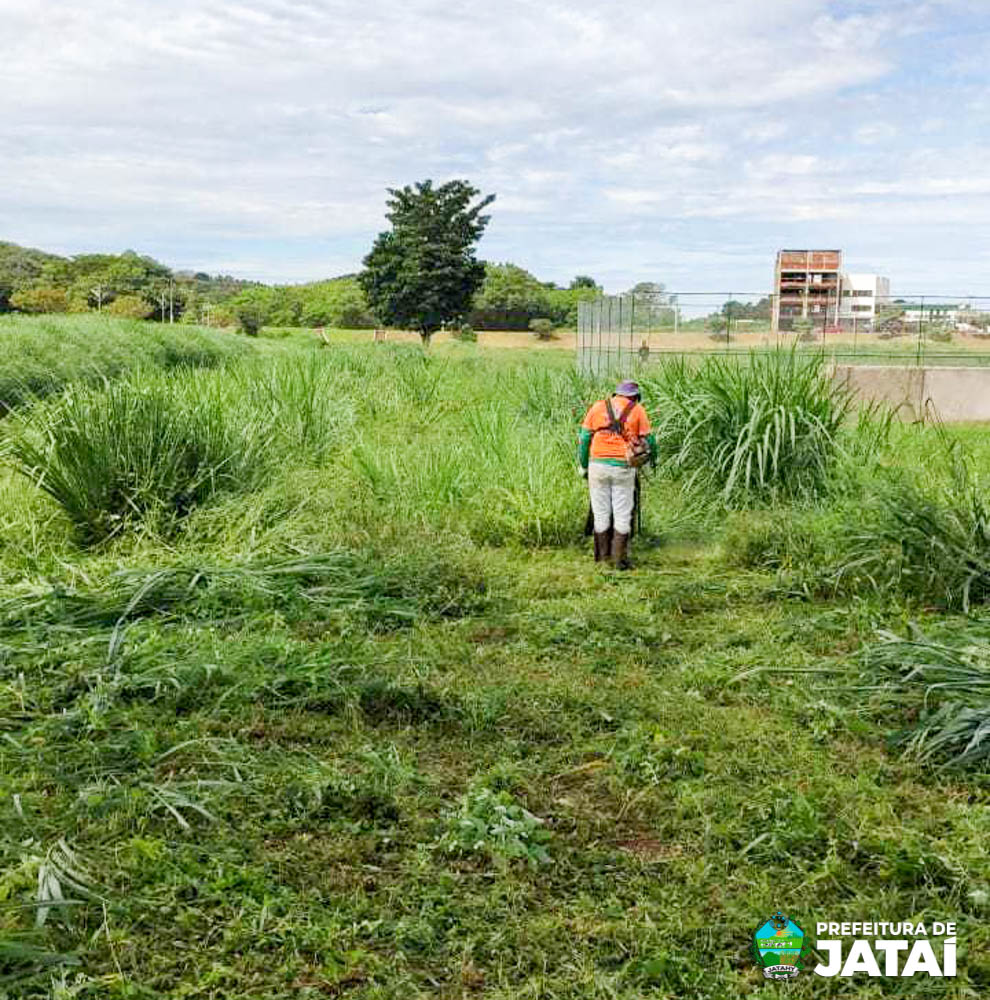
[611,531,631,570]
[593,530,612,562]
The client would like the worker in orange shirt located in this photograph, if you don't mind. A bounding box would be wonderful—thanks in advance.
[577,380,656,568]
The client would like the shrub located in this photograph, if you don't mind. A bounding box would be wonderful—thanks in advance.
[453,323,477,343]
[707,315,727,338]
[640,350,851,503]
[235,303,264,336]
[105,294,153,319]
[529,318,555,340]
[9,286,69,314]
[7,372,270,543]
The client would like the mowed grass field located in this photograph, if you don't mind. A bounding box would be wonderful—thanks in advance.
[1,316,989,999]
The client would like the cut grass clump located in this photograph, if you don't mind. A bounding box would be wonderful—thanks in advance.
[1,545,497,640]
[861,624,990,769]
[640,349,851,503]
[843,447,990,611]
[6,371,271,543]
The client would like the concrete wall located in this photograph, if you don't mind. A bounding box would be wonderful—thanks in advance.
[833,365,990,422]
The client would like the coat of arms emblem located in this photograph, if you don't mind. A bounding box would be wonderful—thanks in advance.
[753,911,805,981]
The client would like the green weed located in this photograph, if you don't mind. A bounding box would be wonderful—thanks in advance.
[842,442,990,610]
[436,784,552,868]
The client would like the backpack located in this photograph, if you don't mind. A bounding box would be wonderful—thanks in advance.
[603,398,651,468]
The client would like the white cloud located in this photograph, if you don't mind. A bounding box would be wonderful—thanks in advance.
[855,123,899,144]
[1,0,988,286]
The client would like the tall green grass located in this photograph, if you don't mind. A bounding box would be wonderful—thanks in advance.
[0,313,251,413]
[640,350,851,503]
[842,442,990,611]
[3,346,599,551]
[6,372,272,543]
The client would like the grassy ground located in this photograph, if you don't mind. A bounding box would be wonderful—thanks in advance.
[272,324,990,367]
[0,315,252,412]
[1,326,988,998]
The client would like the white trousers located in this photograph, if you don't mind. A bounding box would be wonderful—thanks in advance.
[588,463,636,534]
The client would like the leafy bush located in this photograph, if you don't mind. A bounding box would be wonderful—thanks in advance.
[640,350,851,503]
[105,294,153,319]
[9,286,69,314]
[529,318,555,340]
[235,302,264,336]
[453,323,477,343]
[7,372,270,542]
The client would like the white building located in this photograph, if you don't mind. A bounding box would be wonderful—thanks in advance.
[838,273,890,330]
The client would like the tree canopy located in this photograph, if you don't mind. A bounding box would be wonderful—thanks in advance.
[570,275,598,289]
[360,179,495,344]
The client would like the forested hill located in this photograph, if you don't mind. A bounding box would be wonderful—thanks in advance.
[0,241,62,310]
[0,240,605,330]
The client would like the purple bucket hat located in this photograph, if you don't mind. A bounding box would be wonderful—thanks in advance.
[615,380,640,397]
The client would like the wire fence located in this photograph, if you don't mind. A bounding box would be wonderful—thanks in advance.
[576,292,990,374]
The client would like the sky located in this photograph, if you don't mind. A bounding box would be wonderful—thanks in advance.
[3,0,990,296]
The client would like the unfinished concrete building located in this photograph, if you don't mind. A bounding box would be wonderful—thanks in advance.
[771,250,843,333]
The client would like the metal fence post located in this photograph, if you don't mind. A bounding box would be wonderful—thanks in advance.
[917,295,925,368]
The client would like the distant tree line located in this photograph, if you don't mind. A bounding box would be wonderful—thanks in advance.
[469,264,601,330]
[0,242,257,323]
[0,239,605,332]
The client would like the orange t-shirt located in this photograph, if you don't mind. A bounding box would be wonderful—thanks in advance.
[582,397,651,461]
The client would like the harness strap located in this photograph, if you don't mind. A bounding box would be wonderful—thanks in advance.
[602,397,636,435]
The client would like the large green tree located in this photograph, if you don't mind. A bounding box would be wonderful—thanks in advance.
[360,179,495,345]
